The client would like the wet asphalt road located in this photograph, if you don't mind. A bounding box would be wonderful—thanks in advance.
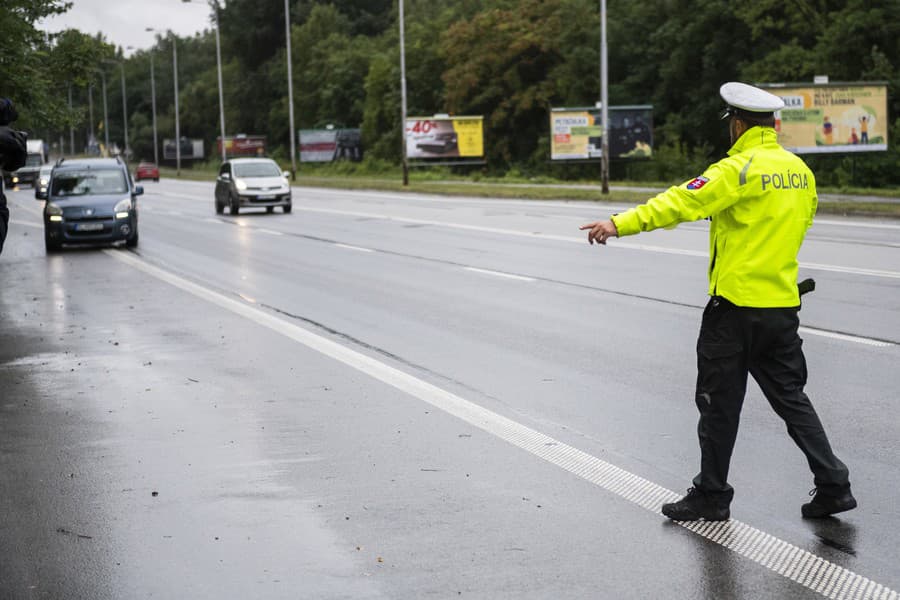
[1,180,899,599]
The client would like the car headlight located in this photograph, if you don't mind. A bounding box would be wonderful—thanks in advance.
[114,198,132,212]
[235,179,247,191]
[114,197,132,219]
[39,177,49,186]
[46,202,63,216]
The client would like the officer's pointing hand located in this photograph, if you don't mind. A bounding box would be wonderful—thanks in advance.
[579,220,618,245]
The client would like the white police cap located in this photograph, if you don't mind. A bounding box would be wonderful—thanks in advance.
[719,82,784,119]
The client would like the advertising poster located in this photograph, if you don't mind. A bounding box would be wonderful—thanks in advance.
[217,135,266,157]
[550,106,653,160]
[299,129,362,162]
[406,116,483,159]
[163,138,205,160]
[766,83,888,154]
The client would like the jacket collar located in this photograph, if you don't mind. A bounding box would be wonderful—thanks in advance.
[727,126,778,156]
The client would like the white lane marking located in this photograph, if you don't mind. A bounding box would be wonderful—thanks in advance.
[463,266,535,282]
[9,219,42,229]
[102,248,897,600]
[257,229,283,236]
[800,326,893,348]
[203,218,224,224]
[334,243,373,253]
[290,205,900,280]
[815,219,900,231]
[802,262,900,280]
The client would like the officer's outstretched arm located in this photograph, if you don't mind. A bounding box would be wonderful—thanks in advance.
[612,163,741,236]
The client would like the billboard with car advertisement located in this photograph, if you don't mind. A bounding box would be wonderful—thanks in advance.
[764,83,888,154]
[299,129,363,162]
[405,116,483,159]
[217,135,267,158]
[550,106,653,160]
[163,138,205,160]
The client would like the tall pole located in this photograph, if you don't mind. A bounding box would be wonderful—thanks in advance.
[88,84,94,153]
[285,0,296,179]
[68,85,74,156]
[600,0,609,194]
[399,0,409,186]
[120,62,129,159]
[150,53,158,165]
[100,70,110,155]
[213,1,227,163]
[172,35,181,176]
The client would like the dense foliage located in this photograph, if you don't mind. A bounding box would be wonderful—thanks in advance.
[2,0,899,186]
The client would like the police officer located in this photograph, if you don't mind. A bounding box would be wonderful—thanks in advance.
[0,97,28,255]
[580,82,855,521]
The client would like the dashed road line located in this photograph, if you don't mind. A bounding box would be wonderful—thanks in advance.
[334,243,373,252]
[463,266,536,282]
[800,326,894,348]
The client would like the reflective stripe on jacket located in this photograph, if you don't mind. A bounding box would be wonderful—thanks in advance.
[611,126,817,308]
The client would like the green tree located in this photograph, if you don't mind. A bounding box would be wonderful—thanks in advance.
[440,0,567,169]
[0,0,74,131]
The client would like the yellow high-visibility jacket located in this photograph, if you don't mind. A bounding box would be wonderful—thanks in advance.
[611,126,817,307]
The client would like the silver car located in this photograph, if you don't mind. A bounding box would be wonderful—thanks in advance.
[214,158,292,215]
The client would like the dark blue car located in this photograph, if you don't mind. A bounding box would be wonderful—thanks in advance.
[36,157,142,252]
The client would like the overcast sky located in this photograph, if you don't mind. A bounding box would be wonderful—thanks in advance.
[40,0,215,56]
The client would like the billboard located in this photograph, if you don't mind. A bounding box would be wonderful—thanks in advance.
[217,135,266,158]
[551,106,653,160]
[299,129,363,162]
[406,116,483,159]
[163,137,205,160]
[765,83,888,154]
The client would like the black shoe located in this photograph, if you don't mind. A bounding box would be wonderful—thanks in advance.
[802,488,857,518]
[662,487,730,521]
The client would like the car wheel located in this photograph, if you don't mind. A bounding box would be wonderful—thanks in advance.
[266,206,274,214]
[283,203,292,214]
[126,229,139,248]
[229,195,239,215]
[44,233,61,253]
[154,177,159,182]
[215,197,224,214]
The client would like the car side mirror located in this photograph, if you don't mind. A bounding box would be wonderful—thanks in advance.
[283,171,290,179]
[134,185,144,196]
[220,173,231,181]
[35,188,48,200]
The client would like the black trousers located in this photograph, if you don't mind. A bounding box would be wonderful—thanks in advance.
[691,297,850,503]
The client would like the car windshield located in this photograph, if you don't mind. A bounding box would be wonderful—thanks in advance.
[233,162,281,178]
[25,155,42,166]
[51,169,128,196]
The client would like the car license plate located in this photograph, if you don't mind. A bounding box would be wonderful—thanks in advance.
[76,223,104,231]
[257,195,275,200]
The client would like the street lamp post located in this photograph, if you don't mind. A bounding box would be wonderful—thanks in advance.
[599,0,609,194]
[68,85,74,156]
[141,33,161,165]
[119,62,129,159]
[173,35,181,175]
[97,69,110,154]
[213,1,226,163]
[285,0,296,179]
[88,83,95,154]
[178,0,227,163]
[399,0,409,186]
[151,52,159,165]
